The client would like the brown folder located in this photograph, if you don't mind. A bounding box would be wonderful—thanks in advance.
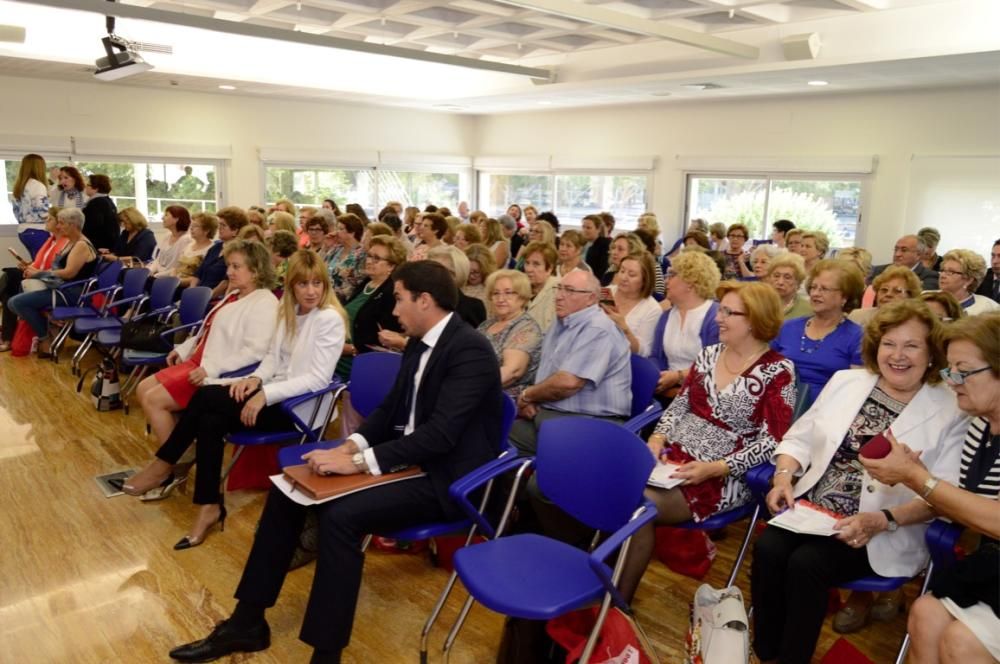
[282,464,424,501]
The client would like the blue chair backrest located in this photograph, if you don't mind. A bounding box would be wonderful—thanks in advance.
[498,394,517,453]
[93,260,124,290]
[118,267,150,301]
[536,417,655,533]
[178,287,213,326]
[350,352,403,418]
[19,228,50,259]
[147,277,180,312]
[629,354,659,418]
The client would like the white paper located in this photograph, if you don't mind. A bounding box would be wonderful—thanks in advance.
[768,500,841,537]
[647,461,685,489]
[269,471,427,506]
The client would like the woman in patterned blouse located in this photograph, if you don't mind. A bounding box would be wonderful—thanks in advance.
[477,269,542,400]
[617,280,796,602]
[325,213,366,301]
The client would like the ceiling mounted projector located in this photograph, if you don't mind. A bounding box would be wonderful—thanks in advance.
[93,4,171,82]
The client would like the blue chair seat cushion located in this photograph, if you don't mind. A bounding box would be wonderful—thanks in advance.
[96,329,121,346]
[841,575,910,592]
[383,520,471,542]
[122,348,169,365]
[227,430,306,446]
[453,534,605,619]
[75,317,124,333]
[51,305,101,320]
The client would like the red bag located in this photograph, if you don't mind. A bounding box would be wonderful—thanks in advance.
[431,534,486,571]
[654,526,717,580]
[225,444,280,491]
[11,320,36,357]
[820,638,874,664]
[547,606,658,664]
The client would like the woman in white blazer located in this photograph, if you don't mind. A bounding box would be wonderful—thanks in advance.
[135,239,280,449]
[751,300,969,664]
[126,250,347,549]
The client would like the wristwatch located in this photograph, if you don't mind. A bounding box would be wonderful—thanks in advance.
[351,452,368,473]
[881,509,898,532]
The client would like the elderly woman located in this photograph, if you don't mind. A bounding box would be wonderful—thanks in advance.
[453,224,481,251]
[134,239,279,451]
[850,264,922,327]
[8,208,98,356]
[409,212,447,262]
[921,291,966,323]
[601,233,645,287]
[303,209,333,259]
[752,300,970,664]
[766,252,812,319]
[102,207,157,264]
[862,312,1000,664]
[722,223,753,280]
[938,248,1000,316]
[581,214,611,277]
[797,231,829,274]
[462,243,497,304]
[522,241,559,333]
[785,228,804,254]
[772,259,865,401]
[169,212,217,282]
[478,269,543,400]
[325,213,366,301]
[556,229,590,276]
[749,244,784,280]
[602,252,662,358]
[649,250,721,397]
[268,211,297,237]
[124,251,346,550]
[618,281,796,601]
[148,206,193,277]
[0,207,69,352]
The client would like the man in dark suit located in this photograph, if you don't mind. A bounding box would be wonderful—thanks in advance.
[169,261,503,664]
[976,239,1000,303]
[869,234,939,290]
[81,174,119,252]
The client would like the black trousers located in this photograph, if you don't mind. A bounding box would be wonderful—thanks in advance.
[750,525,875,664]
[1,267,24,342]
[155,384,293,504]
[234,477,447,651]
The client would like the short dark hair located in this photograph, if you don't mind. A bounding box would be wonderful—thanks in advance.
[381,213,402,232]
[392,260,458,312]
[88,174,112,194]
[424,204,439,213]
[164,205,191,231]
[536,211,559,232]
[993,238,1000,248]
[423,212,449,239]
[773,219,796,234]
[217,206,249,233]
[337,213,365,241]
[632,228,657,253]
[344,203,370,224]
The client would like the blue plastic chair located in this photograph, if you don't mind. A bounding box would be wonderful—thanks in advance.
[94,276,180,351]
[18,227,50,259]
[70,267,150,374]
[48,261,125,361]
[623,353,663,434]
[442,417,657,663]
[277,351,404,468]
[119,286,213,414]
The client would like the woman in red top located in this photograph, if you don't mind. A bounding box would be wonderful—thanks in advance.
[0,207,69,351]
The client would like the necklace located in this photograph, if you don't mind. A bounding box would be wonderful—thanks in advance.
[800,315,846,354]
[722,344,768,376]
[362,279,382,295]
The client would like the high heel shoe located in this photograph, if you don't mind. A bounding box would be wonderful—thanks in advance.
[174,505,227,550]
[139,473,188,502]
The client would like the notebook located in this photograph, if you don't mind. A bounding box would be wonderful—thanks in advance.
[768,500,843,537]
[273,464,425,506]
[647,461,685,490]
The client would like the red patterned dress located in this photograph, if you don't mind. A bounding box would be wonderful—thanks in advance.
[654,344,796,521]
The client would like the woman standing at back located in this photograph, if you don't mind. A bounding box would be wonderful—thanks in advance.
[11,154,50,225]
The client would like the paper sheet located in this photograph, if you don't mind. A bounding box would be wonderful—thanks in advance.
[768,500,842,536]
[647,461,685,490]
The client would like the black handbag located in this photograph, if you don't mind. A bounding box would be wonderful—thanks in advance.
[120,317,171,352]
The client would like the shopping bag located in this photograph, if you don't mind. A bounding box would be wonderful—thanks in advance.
[11,320,36,356]
[684,584,749,664]
[547,606,658,664]
[655,526,717,579]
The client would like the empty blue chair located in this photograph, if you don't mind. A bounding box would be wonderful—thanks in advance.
[94,276,180,350]
[623,353,663,434]
[442,417,656,662]
[70,267,150,374]
[48,261,125,361]
[18,227,50,259]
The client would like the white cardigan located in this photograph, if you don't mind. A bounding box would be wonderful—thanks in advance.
[251,307,346,422]
[775,369,969,577]
[175,288,278,381]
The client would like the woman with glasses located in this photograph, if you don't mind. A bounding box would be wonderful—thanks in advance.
[766,252,812,320]
[477,269,542,400]
[752,301,969,664]
[937,249,1000,317]
[325,213,366,301]
[862,312,1000,664]
[617,281,797,602]
[462,243,497,305]
[850,265,921,328]
[722,223,753,280]
[772,259,866,401]
[303,209,333,260]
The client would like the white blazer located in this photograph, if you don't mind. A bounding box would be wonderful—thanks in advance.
[175,288,279,381]
[251,307,346,422]
[775,369,969,577]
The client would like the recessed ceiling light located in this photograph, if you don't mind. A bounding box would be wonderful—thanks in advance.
[538,101,553,105]
[807,80,829,86]
[432,104,466,112]
[218,84,237,90]
[649,91,672,97]
[682,83,723,91]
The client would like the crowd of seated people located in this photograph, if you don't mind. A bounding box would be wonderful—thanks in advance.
[4,152,1000,664]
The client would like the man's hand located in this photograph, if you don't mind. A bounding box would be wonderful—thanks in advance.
[302,446,359,476]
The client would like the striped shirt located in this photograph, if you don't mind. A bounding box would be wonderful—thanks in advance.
[959,417,1000,497]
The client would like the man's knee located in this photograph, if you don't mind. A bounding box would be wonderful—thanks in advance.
[509,418,539,455]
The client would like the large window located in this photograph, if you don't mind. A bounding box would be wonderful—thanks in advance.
[686,174,863,248]
[478,172,650,229]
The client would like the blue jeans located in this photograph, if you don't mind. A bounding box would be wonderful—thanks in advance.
[8,286,80,338]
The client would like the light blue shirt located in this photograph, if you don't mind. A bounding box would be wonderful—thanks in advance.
[535,304,632,417]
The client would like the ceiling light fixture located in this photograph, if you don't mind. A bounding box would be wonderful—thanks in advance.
[683,83,723,91]
[218,84,236,90]
[538,101,553,105]
[807,80,829,86]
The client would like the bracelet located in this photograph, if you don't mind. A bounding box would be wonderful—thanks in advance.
[775,468,793,477]
[922,476,940,499]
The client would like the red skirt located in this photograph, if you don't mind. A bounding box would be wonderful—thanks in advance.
[662,444,725,522]
[154,359,201,408]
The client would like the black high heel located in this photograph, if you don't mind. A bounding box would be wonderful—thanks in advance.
[174,504,227,550]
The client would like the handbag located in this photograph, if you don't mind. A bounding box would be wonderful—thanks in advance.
[120,317,172,352]
[547,606,658,664]
[77,357,123,411]
[685,584,749,664]
[11,320,36,357]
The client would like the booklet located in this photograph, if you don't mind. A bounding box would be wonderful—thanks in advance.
[768,500,843,536]
[271,464,425,506]
[647,461,685,490]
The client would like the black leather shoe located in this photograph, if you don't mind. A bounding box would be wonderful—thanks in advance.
[168,618,270,662]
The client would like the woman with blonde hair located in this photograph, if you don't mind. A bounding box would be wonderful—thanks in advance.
[453,224,482,250]
[101,207,157,263]
[797,231,830,274]
[478,269,543,400]
[766,252,812,319]
[482,218,510,270]
[921,291,966,323]
[850,265,922,327]
[125,249,346,549]
[514,220,555,270]
[11,153,50,224]
[637,212,663,257]
[556,229,589,276]
[268,211,297,236]
[938,248,1000,316]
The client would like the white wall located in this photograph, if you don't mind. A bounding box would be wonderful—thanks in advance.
[472,85,1000,263]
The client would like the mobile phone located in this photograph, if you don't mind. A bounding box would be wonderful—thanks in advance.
[7,247,28,265]
[859,431,892,459]
[599,287,614,307]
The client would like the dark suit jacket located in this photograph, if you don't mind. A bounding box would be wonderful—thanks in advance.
[977,270,1000,303]
[357,314,503,518]
[871,262,939,291]
[457,292,486,329]
[350,277,401,351]
[82,195,119,252]
[585,236,611,278]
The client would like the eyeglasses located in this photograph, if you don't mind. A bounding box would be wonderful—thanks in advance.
[718,305,748,318]
[491,290,519,300]
[940,366,991,384]
[307,227,324,233]
[727,233,746,239]
[365,255,392,264]
[554,284,593,296]
[809,284,841,295]
[877,286,910,297]
[938,269,965,278]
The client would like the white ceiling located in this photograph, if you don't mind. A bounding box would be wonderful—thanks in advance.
[2,0,999,113]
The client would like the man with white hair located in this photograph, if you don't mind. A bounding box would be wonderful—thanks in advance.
[870,234,939,290]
